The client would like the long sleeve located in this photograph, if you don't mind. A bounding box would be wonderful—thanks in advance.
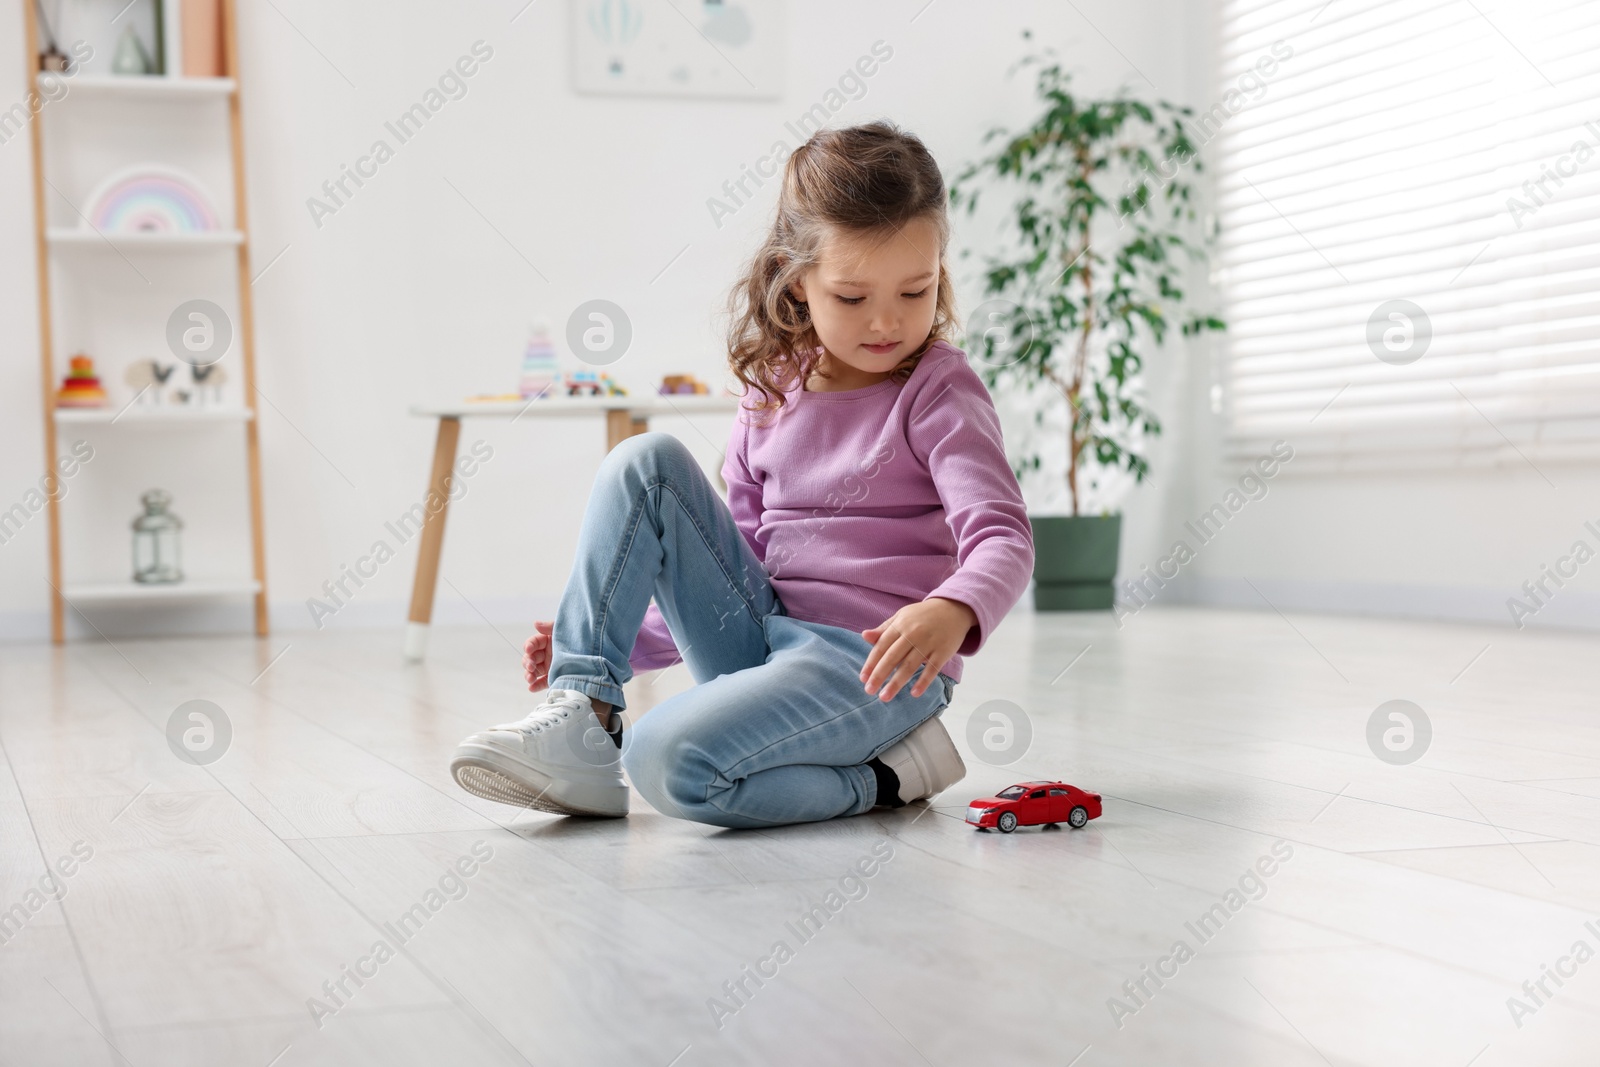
[908,362,1036,657]
[627,602,682,672]
[720,410,767,564]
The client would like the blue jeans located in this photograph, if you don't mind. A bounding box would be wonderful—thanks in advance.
[547,432,955,829]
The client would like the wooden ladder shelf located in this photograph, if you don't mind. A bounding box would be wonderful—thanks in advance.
[20,0,269,642]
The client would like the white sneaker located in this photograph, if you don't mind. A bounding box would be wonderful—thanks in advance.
[450,689,629,817]
[878,715,966,804]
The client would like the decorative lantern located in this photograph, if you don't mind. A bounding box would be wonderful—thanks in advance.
[132,489,183,584]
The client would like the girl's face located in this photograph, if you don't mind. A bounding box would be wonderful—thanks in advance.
[790,217,941,387]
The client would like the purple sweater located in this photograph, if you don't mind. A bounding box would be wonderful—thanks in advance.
[627,339,1035,683]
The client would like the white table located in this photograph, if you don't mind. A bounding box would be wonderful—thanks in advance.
[404,394,741,660]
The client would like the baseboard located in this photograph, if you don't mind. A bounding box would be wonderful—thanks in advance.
[0,595,561,645]
[271,595,561,635]
[1154,575,1600,631]
[6,576,1591,646]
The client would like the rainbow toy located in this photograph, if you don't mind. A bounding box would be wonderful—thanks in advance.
[82,166,220,234]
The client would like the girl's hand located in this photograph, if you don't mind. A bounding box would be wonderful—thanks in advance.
[522,621,555,692]
[860,597,977,702]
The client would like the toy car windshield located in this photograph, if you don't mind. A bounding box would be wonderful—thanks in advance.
[996,786,1027,799]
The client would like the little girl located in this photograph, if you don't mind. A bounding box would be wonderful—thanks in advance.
[450,121,1035,829]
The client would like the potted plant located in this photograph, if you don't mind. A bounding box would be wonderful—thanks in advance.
[950,36,1225,610]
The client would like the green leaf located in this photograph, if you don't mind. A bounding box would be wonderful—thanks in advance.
[951,58,1225,508]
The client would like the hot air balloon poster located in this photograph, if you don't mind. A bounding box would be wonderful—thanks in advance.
[570,0,782,100]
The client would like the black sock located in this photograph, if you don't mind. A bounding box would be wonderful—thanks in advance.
[593,702,623,748]
[868,758,905,808]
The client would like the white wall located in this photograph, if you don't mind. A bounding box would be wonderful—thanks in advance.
[1136,1,1600,639]
[0,0,1203,641]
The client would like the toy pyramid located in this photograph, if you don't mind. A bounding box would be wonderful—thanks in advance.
[57,354,108,408]
[519,323,560,400]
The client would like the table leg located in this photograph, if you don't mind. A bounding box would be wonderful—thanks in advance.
[608,409,723,488]
[606,410,651,451]
[405,416,461,662]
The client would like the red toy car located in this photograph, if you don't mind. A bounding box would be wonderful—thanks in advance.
[966,781,1102,832]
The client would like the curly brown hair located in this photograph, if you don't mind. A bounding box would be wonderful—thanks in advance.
[726,121,957,422]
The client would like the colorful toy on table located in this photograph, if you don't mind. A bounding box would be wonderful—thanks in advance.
[563,370,627,397]
[565,370,602,397]
[658,374,710,395]
[56,354,108,408]
[518,323,560,400]
[965,781,1102,833]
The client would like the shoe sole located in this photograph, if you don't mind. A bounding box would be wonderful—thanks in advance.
[450,743,629,818]
[904,718,967,800]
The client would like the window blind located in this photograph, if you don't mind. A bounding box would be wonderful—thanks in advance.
[1214,0,1600,471]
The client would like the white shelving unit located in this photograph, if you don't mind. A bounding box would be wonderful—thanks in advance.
[54,407,254,425]
[62,579,263,602]
[46,228,246,247]
[65,74,237,98]
[22,0,269,641]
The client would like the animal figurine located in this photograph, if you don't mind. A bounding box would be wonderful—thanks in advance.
[124,360,176,404]
[191,363,227,406]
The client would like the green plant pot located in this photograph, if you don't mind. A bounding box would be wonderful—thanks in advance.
[1030,514,1122,611]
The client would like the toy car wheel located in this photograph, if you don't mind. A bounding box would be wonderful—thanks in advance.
[1069,806,1089,828]
[996,811,1018,833]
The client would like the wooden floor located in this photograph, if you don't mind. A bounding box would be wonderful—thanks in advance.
[1,605,1596,1066]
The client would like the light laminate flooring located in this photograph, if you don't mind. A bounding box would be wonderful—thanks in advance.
[1,606,1596,1066]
